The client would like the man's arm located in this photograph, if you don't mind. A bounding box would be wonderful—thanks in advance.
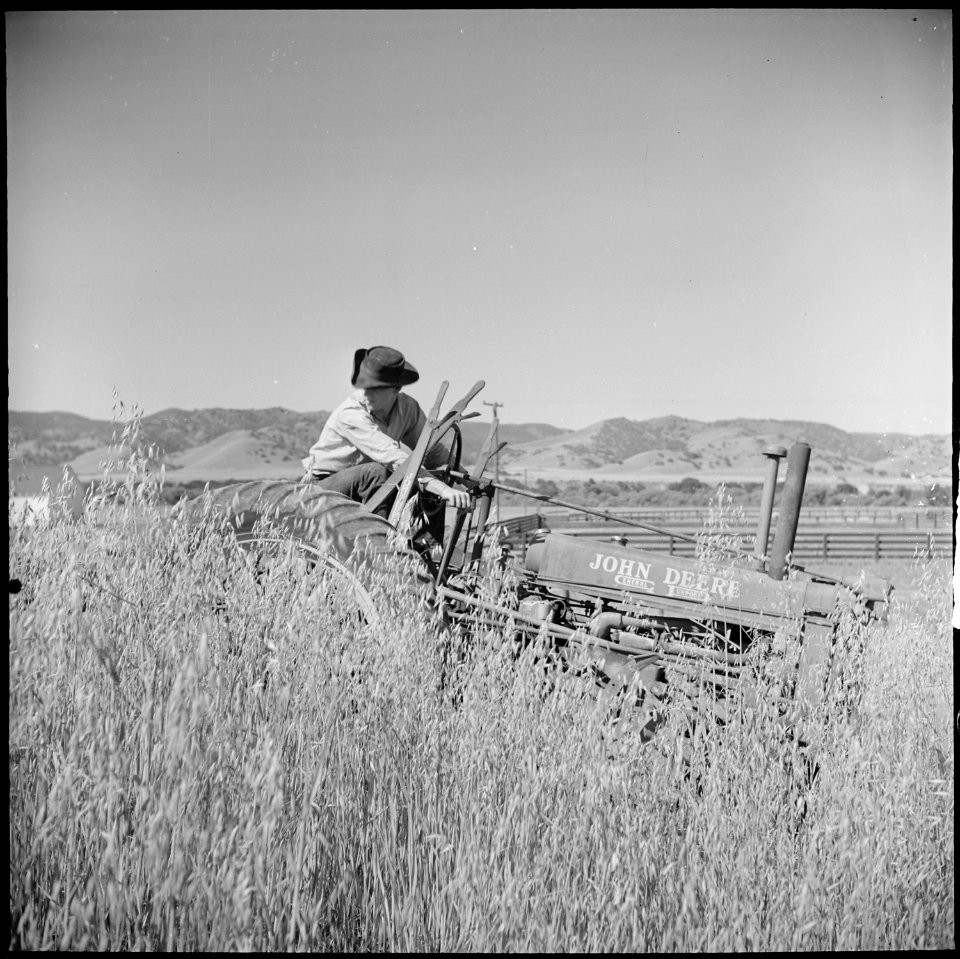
[418,473,471,509]
[340,396,470,510]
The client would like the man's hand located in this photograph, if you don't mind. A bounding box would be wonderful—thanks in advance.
[423,477,471,510]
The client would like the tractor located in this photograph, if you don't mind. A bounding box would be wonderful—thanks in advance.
[189,379,893,740]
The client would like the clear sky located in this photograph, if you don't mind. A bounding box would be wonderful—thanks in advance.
[6,9,953,435]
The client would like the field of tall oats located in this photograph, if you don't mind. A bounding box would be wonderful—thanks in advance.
[9,473,955,951]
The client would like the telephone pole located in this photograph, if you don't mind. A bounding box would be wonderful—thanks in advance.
[483,400,503,518]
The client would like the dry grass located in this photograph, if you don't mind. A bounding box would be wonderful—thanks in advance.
[8,473,954,950]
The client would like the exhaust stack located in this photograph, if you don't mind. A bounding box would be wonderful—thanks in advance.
[753,446,787,571]
[767,442,811,581]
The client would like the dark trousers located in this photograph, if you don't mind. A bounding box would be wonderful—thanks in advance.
[310,463,446,542]
[312,462,396,517]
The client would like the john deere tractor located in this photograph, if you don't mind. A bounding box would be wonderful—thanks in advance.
[189,379,892,737]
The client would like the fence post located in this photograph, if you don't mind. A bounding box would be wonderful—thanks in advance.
[875,532,880,561]
[822,533,829,560]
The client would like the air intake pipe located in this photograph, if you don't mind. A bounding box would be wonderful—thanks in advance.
[752,446,787,571]
[767,442,811,581]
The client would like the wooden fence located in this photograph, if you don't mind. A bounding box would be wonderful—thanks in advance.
[513,525,947,562]
[536,505,950,530]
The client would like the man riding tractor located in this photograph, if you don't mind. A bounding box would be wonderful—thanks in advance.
[301,345,471,545]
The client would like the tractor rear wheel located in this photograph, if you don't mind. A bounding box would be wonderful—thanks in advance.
[188,480,432,630]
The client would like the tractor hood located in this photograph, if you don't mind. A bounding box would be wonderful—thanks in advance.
[522,533,846,624]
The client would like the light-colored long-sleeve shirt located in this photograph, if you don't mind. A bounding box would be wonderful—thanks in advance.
[302,390,450,475]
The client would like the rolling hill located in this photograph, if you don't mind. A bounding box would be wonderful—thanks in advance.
[498,416,952,484]
[8,407,951,490]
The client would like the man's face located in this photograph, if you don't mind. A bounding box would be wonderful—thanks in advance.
[364,385,401,419]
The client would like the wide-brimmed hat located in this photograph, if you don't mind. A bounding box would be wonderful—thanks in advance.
[351,346,420,388]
